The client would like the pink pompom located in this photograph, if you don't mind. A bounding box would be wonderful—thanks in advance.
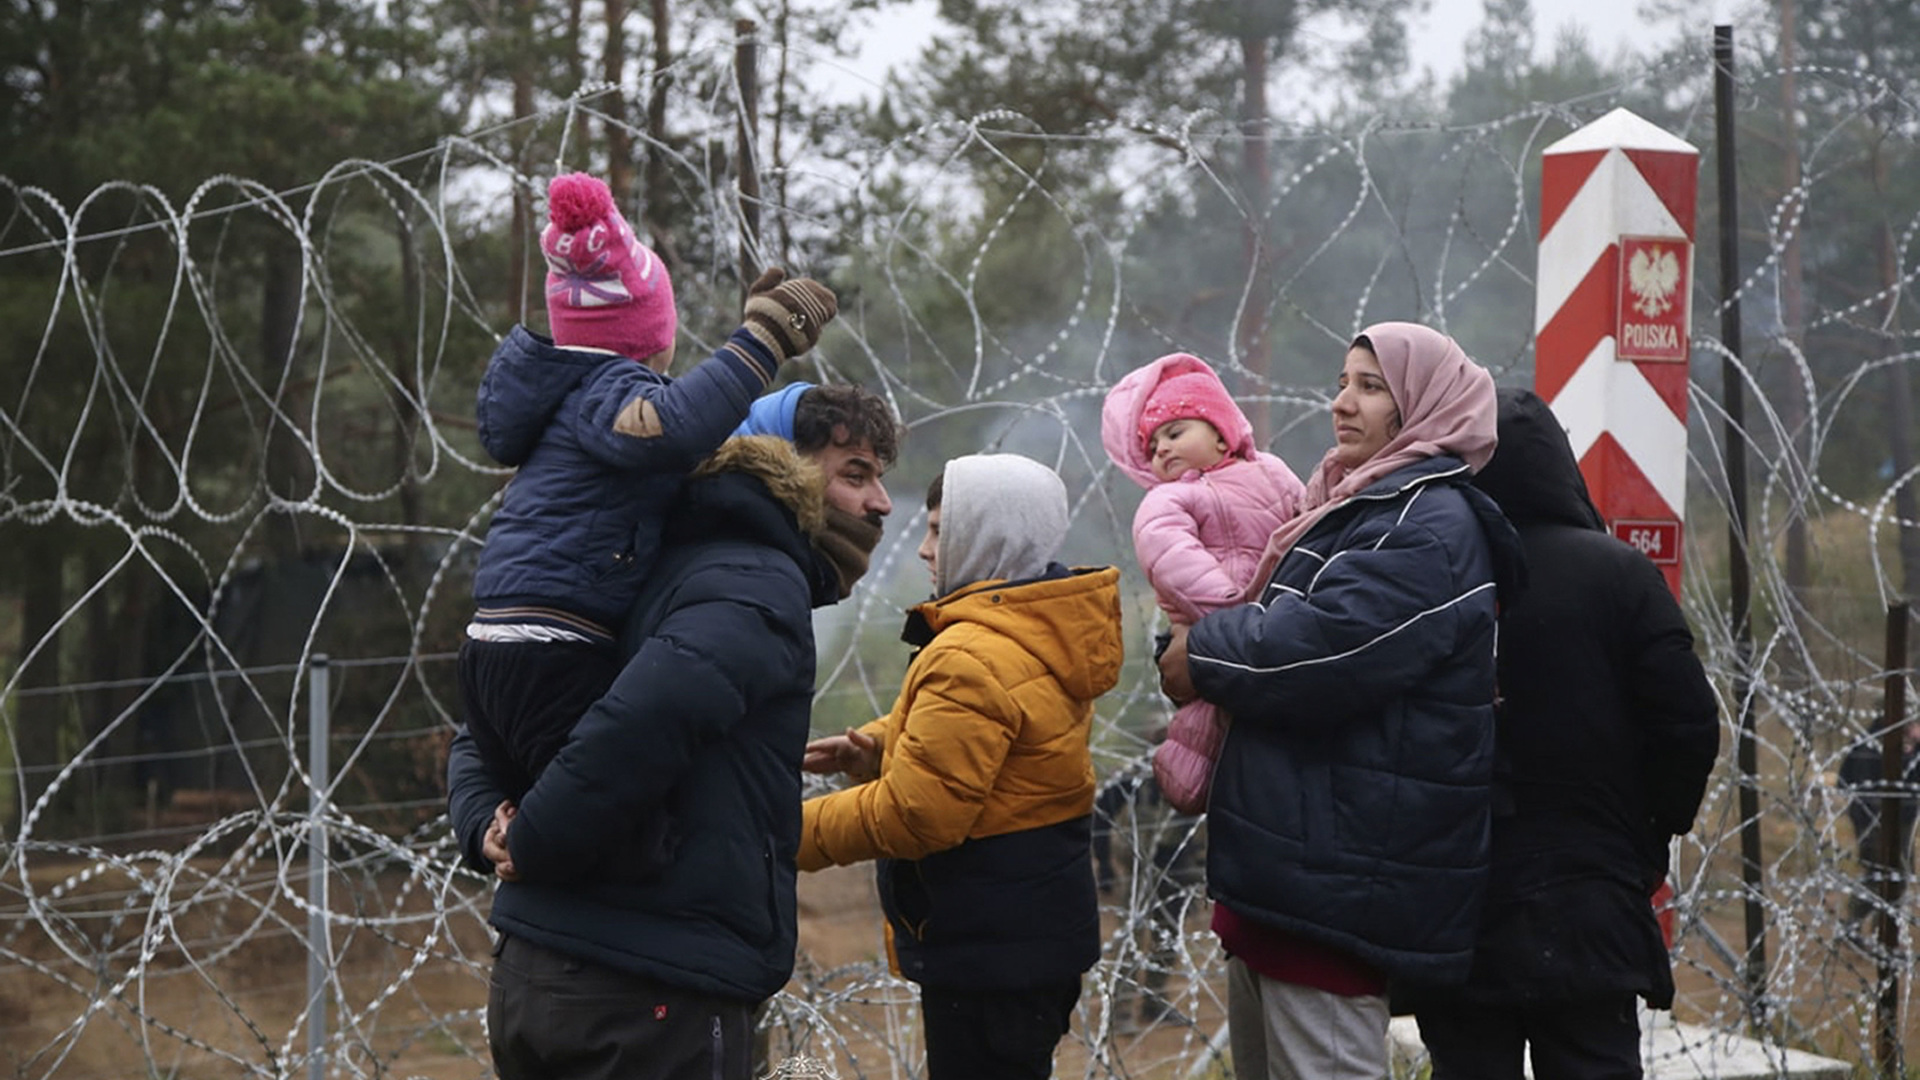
[546,172,613,232]
[540,170,676,361]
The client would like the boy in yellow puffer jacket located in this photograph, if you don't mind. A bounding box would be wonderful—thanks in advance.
[799,453,1123,1080]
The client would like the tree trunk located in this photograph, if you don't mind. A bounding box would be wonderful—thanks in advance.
[773,0,792,264]
[509,0,537,321]
[736,19,761,292]
[644,0,677,264]
[8,534,68,839]
[82,542,149,838]
[1237,29,1274,444]
[394,210,426,577]
[566,0,585,92]
[1778,0,1810,616]
[605,0,633,198]
[1876,139,1920,594]
[260,229,310,561]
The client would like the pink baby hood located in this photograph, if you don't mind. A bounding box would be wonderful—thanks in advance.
[1102,353,1257,486]
[1101,353,1304,814]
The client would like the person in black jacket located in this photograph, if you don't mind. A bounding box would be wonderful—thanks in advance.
[445,431,889,1080]
[1411,388,1721,1080]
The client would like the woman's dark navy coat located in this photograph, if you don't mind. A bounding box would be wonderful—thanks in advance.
[1187,454,1524,985]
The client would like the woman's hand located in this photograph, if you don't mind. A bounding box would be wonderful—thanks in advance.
[1158,624,1198,706]
[802,728,881,782]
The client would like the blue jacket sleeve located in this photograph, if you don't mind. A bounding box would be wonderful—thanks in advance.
[503,557,811,882]
[1186,506,1493,730]
[567,329,779,470]
[446,726,508,876]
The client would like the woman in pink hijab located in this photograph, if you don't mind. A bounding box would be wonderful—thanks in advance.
[1159,323,1524,1079]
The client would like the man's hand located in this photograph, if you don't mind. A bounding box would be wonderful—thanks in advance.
[484,800,521,882]
[1157,624,1198,706]
[742,267,838,362]
[802,727,881,782]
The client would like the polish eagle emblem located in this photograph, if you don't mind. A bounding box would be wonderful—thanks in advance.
[1627,245,1681,318]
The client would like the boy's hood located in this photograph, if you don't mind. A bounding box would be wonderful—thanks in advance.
[478,325,622,466]
[937,454,1069,596]
[919,566,1124,703]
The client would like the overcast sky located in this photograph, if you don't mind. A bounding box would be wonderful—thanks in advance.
[835,0,1749,106]
[1413,0,1739,73]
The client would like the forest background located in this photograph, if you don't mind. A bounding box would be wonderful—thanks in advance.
[1,0,1918,1075]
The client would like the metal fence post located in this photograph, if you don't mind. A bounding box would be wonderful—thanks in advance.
[1875,605,1908,1079]
[1713,22,1768,1028]
[307,654,331,1080]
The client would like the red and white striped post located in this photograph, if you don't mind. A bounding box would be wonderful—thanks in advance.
[1536,108,1700,948]
[1535,107,1700,601]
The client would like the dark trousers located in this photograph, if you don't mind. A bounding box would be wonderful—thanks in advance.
[488,933,754,1080]
[1415,996,1642,1080]
[920,980,1081,1080]
[458,637,622,800]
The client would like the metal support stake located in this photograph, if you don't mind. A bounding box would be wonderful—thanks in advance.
[1713,22,1766,1028]
[307,654,331,1080]
[1874,604,1908,1079]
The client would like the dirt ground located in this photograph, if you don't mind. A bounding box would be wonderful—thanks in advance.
[0,857,1226,1080]
[779,863,1232,1079]
[1,846,1913,1079]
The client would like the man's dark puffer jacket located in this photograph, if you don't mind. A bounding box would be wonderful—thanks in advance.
[448,435,840,1001]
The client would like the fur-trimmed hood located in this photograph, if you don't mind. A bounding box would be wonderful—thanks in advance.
[692,434,826,539]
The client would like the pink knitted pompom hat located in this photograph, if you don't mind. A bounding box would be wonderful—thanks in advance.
[540,172,677,361]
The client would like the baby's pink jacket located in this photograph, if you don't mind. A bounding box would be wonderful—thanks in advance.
[1101,354,1305,812]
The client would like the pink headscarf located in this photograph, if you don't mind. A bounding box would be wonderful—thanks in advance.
[1244,322,1497,596]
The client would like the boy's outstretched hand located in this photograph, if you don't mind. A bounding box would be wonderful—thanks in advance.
[802,727,880,783]
[743,267,837,362]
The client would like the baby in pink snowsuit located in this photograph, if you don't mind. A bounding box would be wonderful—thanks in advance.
[1101,354,1305,813]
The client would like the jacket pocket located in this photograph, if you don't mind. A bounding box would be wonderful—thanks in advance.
[878,858,932,941]
[606,813,677,883]
[749,835,784,949]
